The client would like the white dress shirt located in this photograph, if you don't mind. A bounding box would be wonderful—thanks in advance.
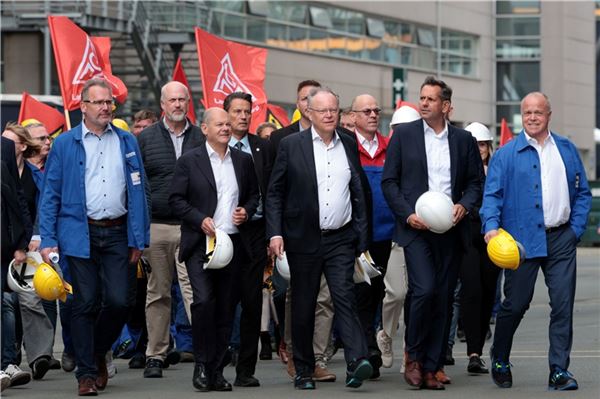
[356,131,379,158]
[524,131,570,228]
[312,127,352,230]
[206,142,239,234]
[82,122,127,220]
[423,120,452,197]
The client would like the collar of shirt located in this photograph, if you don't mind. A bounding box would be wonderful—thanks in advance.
[311,126,340,147]
[229,134,250,151]
[422,120,448,139]
[524,130,554,147]
[206,141,231,161]
[163,117,189,137]
[355,130,378,147]
[82,120,114,138]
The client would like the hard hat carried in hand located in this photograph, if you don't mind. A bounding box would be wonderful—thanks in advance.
[33,263,71,302]
[275,252,291,281]
[7,252,41,294]
[353,251,382,285]
[487,228,526,270]
[415,191,454,234]
[204,228,234,269]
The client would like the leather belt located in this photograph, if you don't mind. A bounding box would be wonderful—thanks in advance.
[88,216,126,227]
[321,223,351,237]
[545,223,568,234]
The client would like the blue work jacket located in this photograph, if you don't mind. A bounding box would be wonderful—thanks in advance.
[480,131,591,258]
[39,123,150,258]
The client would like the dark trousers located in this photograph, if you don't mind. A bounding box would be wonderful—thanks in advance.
[492,225,577,371]
[288,225,367,377]
[355,239,391,351]
[68,224,135,380]
[231,219,267,378]
[186,234,242,377]
[403,230,460,372]
[460,223,500,356]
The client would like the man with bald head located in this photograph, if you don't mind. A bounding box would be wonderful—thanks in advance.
[481,92,591,391]
[350,94,395,378]
[170,107,259,391]
[138,81,205,378]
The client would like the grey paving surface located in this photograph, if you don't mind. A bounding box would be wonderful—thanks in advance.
[5,248,599,398]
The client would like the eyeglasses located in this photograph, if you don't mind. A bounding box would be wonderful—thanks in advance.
[352,108,381,116]
[34,136,52,142]
[309,108,339,116]
[83,99,114,107]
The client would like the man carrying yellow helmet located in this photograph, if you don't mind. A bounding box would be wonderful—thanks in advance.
[480,92,592,391]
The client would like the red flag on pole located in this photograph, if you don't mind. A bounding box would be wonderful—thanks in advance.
[47,16,128,111]
[499,118,514,147]
[195,27,268,132]
[172,56,197,124]
[18,92,66,135]
[265,104,290,129]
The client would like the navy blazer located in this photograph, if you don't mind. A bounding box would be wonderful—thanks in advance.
[381,119,483,247]
[266,128,369,254]
[169,144,260,263]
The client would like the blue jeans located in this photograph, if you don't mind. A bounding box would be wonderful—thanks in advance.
[171,281,193,352]
[1,292,18,368]
[68,224,135,380]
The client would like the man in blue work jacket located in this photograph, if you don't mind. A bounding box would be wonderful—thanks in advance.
[480,92,591,391]
[39,78,150,396]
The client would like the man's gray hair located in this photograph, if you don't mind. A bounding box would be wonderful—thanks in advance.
[306,87,340,108]
[81,79,113,101]
[521,91,552,112]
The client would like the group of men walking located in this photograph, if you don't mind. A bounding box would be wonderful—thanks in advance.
[3,73,591,396]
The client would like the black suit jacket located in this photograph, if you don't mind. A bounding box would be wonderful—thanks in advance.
[381,119,483,247]
[266,128,369,254]
[269,121,301,161]
[245,133,272,200]
[169,144,260,263]
[1,137,32,232]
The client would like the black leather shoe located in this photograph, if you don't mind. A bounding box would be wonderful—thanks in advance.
[444,345,455,366]
[163,350,181,369]
[294,375,315,390]
[192,364,211,392]
[234,374,260,387]
[213,374,233,391]
[128,353,145,369]
[467,355,489,374]
[143,358,163,378]
[49,357,61,370]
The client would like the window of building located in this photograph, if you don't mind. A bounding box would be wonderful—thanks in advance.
[496,1,540,15]
[309,6,333,29]
[497,62,540,101]
[496,38,541,59]
[441,30,477,76]
[247,0,268,17]
[496,16,540,36]
[366,18,385,38]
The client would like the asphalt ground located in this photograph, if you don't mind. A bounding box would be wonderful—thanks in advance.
[5,248,599,399]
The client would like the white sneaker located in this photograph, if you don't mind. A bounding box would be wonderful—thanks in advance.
[376,330,394,368]
[4,364,31,387]
[106,351,117,378]
[0,371,10,392]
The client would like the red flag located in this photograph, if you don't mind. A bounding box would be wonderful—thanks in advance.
[48,16,127,111]
[499,118,514,147]
[266,104,290,129]
[18,92,66,135]
[172,56,197,124]
[195,27,268,131]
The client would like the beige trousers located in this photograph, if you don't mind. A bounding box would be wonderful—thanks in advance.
[381,243,408,339]
[144,223,193,361]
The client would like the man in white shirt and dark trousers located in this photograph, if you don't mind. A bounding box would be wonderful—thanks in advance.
[267,87,373,390]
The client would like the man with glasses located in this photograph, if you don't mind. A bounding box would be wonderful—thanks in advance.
[39,78,150,396]
[349,94,394,380]
[382,76,483,390]
[137,81,204,379]
[267,87,373,390]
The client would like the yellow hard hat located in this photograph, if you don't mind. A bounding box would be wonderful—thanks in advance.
[487,229,526,270]
[21,118,42,127]
[33,263,71,302]
[291,109,301,123]
[112,118,130,132]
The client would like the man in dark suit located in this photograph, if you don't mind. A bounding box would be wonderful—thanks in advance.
[269,80,321,154]
[266,87,373,390]
[381,76,483,390]
[169,107,259,392]
[222,92,272,387]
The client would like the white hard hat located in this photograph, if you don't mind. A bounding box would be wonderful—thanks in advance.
[275,252,291,281]
[7,252,43,293]
[353,251,382,285]
[204,229,234,269]
[415,191,454,234]
[465,122,493,142]
[390,106,421,127]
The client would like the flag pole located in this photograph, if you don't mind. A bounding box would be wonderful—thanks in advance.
[64,108,71,130]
